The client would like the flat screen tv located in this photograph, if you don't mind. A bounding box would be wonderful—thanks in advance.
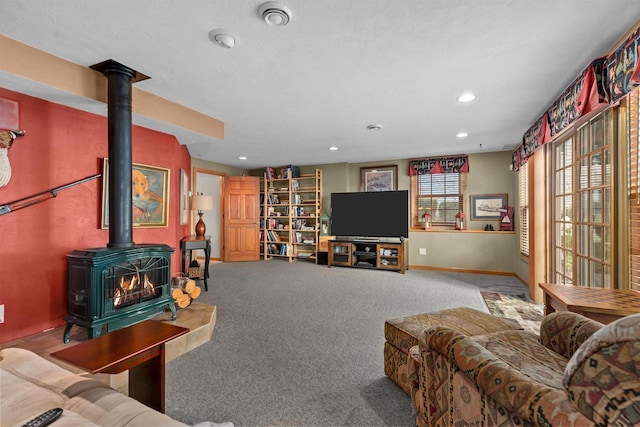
[330,190,409,239]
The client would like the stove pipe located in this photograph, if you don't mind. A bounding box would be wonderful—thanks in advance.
[90,60,149,248]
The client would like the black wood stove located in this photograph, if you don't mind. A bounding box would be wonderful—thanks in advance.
[63,60,176,343]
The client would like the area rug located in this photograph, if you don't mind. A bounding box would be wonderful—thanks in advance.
[480,291,544,334]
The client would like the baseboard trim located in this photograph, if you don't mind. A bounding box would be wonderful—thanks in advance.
[409,265,517,277]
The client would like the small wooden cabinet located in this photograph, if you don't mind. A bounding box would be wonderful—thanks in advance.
[328,240,407,273]
[318,235,334,253]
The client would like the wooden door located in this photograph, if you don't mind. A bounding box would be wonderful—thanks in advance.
[223,176,260,261]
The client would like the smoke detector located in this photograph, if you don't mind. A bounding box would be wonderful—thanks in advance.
[208,29,238,49]
[259,2,293,27]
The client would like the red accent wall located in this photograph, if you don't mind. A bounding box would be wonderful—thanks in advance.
[0,88,191,343]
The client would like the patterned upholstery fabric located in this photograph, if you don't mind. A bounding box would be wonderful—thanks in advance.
[563,313,640,426]
[412,311,616,426]
[384,307,522,394]
[540,311,603,359]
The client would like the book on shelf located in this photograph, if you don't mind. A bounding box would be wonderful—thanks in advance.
[292,219,307,230]
[267,243,280,254]
[266,218,280,230]
[265,167,276,180]
[264,230,281,242]
[261,193,280,204]
[279,165,300,178]
[279,244,290,256]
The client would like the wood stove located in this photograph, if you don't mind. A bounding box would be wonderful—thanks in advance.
[63,244,175,343]
[63,60,176,342]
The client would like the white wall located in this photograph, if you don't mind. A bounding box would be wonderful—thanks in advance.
[194,172,222,258]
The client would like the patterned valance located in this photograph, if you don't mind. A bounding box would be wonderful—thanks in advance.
[512,26,640,171]
[608,27,640,104]
[408,155,469,176]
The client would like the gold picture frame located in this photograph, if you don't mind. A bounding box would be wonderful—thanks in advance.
[360,165,398,192]
[101,158,170,228]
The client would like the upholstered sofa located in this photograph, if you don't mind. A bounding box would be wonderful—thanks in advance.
[0,347,224,427]
[384,307,524,394]
[409,311,640,426]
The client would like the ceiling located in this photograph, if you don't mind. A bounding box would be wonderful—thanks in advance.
[1,1,639,169]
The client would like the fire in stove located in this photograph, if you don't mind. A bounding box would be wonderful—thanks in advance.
[114,268,157,307]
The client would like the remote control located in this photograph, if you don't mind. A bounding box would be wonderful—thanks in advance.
[22,408,63,427]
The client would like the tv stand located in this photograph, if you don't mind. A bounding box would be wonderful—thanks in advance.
[328,239,407,274]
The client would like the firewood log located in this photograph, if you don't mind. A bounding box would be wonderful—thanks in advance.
[183,279,196,294]
[177,294,191,309]
[189,286,201,300]
[171,287,185,300]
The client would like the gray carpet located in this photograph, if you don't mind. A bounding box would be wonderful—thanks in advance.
[165,261,528,426]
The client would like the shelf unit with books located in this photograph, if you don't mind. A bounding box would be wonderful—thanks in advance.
[260,168,322,263]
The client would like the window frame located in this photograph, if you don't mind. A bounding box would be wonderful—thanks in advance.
[550,110,614,288]
[519,161,529,257]
[411,172,465,229]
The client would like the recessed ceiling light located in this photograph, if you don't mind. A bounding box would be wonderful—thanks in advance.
[456,132,468,138]
[259,2,293,26]
[239,156,247,160]
[329,146,338,151]
[208,29,238,49]
[457,93,476,103]
[366,124,383,131]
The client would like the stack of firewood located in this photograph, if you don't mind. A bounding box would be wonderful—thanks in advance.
[171,276,202,308]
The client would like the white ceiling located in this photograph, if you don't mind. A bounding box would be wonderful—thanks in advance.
[1,1,639,169]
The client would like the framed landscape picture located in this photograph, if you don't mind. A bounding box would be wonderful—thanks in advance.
[470,194,507,221]
[101,158,170,228]
[360,165,398,192]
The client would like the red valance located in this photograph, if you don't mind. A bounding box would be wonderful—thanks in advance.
[408,155,469,176]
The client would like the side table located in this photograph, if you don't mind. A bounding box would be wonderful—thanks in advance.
[539,282,640,324]
[181,235,211,291]
[51,320,188,413]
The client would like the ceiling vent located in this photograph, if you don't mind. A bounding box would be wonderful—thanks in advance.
[259,2,293,27]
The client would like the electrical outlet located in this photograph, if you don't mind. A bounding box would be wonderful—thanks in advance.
[0,304,4,323]
[419,248,427,255]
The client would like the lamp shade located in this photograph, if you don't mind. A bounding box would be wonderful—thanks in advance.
[191,194,213,211]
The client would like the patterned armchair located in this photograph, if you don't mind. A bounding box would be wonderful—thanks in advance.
[410,311,640,426]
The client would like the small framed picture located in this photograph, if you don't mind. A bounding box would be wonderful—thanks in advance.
[180,168,189,225]
[469,194,507,221]
[360,165,398,192]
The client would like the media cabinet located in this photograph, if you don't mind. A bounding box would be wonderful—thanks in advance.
[327,239,407,273]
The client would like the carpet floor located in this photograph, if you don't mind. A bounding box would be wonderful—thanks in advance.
[165,261,529,426]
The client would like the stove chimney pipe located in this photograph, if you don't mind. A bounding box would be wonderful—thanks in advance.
[90,60,149,248]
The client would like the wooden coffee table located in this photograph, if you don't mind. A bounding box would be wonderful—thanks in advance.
[539,282,640,324]
[51,320,188,412]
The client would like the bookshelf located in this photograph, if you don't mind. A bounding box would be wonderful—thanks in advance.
[260,168,323,263]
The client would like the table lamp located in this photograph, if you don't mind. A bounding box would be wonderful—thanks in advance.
[191,194,213,238]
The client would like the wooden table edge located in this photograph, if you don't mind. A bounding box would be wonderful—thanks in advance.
[50,320,189,374]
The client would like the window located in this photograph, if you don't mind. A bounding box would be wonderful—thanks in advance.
[551,111,613,288]
[412,172,465,228]
[518,162,529,257]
